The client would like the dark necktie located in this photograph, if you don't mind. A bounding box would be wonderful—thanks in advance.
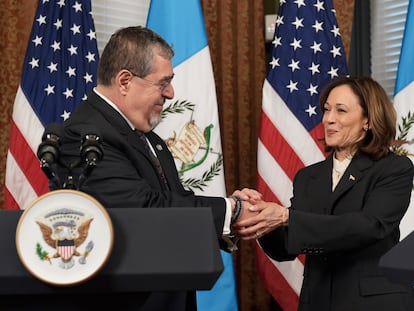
[136,130,169,189]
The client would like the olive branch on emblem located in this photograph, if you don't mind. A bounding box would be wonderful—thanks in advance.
[36,242,51,263]
[393,111,414,156]
[161,100,194,119]
[180,154,224,191]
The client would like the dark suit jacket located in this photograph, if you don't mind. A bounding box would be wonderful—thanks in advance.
[52,90,228,311]
[259,152,414,311]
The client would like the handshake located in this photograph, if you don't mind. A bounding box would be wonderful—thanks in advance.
[228,188,289,240]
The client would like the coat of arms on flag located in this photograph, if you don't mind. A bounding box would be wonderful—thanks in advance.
[165,120,214,173]
[161,100,223,190]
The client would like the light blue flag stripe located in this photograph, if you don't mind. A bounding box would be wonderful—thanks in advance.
[394,0,414,240]
[395,0,414,95]
[146,0,208,68]
[199,251,239,310]
[147,1,239,311]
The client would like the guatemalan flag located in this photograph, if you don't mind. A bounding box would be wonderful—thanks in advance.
[4,0,99,210]
[146,1,238,310]
[394,0,414,240]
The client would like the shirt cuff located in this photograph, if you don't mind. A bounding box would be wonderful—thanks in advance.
[223,198,232,236]
[222,198,239,251]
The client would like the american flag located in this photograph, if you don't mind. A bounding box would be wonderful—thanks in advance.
[4,0,98,210]
[256,0,348,310]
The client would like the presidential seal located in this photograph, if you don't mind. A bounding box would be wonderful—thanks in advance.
[35,207,94,270]
[16,189,113,286]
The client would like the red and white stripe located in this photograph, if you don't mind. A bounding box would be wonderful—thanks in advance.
[5,86,48,210]
[256,80,325,311]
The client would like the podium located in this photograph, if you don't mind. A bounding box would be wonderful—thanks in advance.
[379,230,414,288]
[0,207,224,309]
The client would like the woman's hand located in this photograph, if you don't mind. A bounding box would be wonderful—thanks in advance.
[232,201,289,240]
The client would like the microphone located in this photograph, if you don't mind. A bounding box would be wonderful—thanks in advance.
[80,131,103,166]
[78,128,103,188]
[37,123,62,187]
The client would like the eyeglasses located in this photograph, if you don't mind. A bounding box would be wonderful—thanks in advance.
[128,70,174,93]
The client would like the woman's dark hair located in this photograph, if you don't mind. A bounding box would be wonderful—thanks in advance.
[319,76,396,160]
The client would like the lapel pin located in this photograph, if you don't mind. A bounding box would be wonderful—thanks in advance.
[349,175,355,181]
[156,144,163,151]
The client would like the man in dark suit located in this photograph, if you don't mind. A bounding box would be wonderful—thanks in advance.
[48,26,259,310]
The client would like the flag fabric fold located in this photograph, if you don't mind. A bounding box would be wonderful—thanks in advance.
[4,0,99,210]
[146,1,238,310]
[257,1,348,310]
[394,0,414,240]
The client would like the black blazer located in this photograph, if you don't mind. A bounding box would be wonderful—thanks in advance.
[259,152,414,311]
[53,90,228,311]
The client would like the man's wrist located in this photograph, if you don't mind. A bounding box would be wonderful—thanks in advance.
[229,195,242,224]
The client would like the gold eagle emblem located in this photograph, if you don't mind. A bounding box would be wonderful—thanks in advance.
[35,208,94,269]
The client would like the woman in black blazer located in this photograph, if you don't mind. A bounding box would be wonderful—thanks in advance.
[235,76,414,311]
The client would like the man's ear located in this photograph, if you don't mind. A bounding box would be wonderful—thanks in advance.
[117,70,133,95]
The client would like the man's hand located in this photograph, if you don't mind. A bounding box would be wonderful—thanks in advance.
[231,188,262,204]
